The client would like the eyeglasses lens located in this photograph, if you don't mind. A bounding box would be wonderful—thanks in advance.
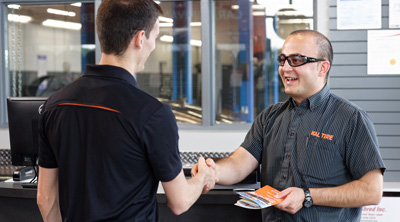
[278,55,306,67]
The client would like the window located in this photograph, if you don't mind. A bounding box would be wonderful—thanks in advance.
[6,2,95,98]
[139,1,203,124]
[1,0,315,127]
[213,0,314,123]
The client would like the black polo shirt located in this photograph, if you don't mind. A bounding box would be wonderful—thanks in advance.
[39,65,182,222]
[242,85,386,222]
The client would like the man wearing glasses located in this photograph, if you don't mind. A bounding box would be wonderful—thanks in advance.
[193,30,385,221]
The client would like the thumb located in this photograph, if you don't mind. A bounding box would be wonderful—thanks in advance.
[275,188,290,199]
[205,158,216,168]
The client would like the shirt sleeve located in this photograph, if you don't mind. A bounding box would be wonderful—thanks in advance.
[141,104,182,182]
[344,109,386,180]
[241,108,270,163]
[38,105,58,169]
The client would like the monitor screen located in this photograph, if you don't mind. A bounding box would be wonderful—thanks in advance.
[7,97,47,166]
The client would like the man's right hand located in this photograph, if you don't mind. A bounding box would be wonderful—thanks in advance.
[193,157,217,193]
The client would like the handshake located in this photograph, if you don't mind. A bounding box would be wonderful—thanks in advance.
[190,157,219,193]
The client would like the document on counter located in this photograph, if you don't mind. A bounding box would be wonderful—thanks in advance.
[235,185,284,209]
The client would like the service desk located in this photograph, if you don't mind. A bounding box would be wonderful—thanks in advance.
[0,181,261,222]
[1,181,399,222]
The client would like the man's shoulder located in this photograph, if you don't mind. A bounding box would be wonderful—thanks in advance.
[329,93,366,115]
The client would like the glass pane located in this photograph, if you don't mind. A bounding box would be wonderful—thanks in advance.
[138,1,202,124]
[214,0,314,123]
[6,3,95,97]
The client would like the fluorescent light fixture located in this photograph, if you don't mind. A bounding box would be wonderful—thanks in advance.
[190,22,201,27]
[8,14,32,23]
[159,23,173,27]
[155,1,161,4]
[253,11,266,16]
[42,19,82,30]
[232,4,265,10]
[160,35,174,43]
[160,35,202,47]
[81,44,96,50]
[159,16,173,23]
[252,5,265,10]
[71,3,82,7]
[190,39,202,47]
[8,4,21,10]
[47,8,76,17]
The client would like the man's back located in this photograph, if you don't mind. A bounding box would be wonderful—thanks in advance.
[39,65,182,221]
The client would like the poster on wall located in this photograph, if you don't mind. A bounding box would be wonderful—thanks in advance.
[389,0,400,28]
[337,0,381,30]
[361,197,400,221]
[368,30,400,75]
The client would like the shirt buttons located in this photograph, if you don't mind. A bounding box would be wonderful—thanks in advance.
[286,154,291,158]
[282,175,287,179]
[290,132,294,136]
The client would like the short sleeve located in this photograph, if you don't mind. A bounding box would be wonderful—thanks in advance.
[38,105,58,168]
[241,109,268,163]
[141,104,182,182]
[344,110,386,179]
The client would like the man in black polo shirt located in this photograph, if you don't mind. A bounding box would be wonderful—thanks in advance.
[192,30,385,221]
[37,0,216,221]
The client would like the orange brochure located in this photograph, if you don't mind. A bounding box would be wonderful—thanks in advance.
[235,185,284,209]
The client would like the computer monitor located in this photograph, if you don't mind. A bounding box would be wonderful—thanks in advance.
[7,97,47,167]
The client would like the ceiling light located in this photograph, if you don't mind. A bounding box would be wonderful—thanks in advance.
[8,4,21,10]
[71,3,82,7]
[190,22,201,27]
[160,35,202,47]
[8,14,32,23]
[47,8,76,17]
[42,19,81,30]
[159,23,173,27]
[160,35,174,43]
[253,11,266,16]
[159,16,173,23]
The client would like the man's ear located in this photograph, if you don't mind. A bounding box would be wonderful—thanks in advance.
[134,30,146,49]
[318,60,330,77]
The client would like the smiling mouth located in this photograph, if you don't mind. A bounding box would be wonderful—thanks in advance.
[286,77,298,81]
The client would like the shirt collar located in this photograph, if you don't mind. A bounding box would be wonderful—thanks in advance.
[289,84,331,111]
[308,84,331,111]
[83,64,138,88]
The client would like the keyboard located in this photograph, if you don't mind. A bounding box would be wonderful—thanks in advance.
[180,151,231,172]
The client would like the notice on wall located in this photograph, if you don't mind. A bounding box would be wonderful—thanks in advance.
[361,197,400,221]
[389,0,400,28]
[337,0,381,30]
[37,55,47,78]
[368,30,400,75]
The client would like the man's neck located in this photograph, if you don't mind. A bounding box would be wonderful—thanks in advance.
[99,53,136,76]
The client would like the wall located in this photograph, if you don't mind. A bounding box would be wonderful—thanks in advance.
[328,0,400,182]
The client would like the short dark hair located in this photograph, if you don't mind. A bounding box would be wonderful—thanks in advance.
[290,30,333,79]
[96,0,163,56]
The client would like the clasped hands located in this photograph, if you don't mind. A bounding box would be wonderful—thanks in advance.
[191,157,218,193]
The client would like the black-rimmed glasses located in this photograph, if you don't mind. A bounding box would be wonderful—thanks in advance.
[277,54,326,67]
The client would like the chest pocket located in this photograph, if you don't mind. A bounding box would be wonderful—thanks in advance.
[301,136,346,183]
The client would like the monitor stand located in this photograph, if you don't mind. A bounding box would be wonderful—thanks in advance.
[13,166,38,189]
[13,166,35,181]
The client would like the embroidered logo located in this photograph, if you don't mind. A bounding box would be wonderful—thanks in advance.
[310,131,334,141]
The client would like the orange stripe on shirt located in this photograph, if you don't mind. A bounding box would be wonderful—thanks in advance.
[58,103,121,113]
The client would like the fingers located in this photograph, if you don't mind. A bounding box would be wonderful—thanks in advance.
[273,187,304,214]
[190,163,199,177]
